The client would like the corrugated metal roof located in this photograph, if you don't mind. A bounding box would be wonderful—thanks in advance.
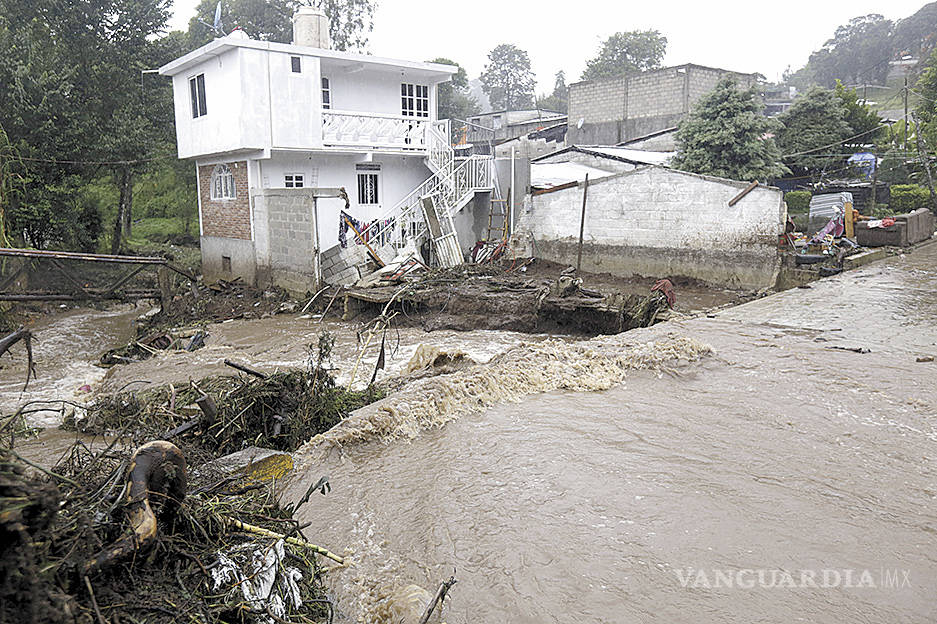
[530,162,617,189]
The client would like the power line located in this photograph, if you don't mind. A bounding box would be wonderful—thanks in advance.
[780,112,907,159]
[18,153,174,166]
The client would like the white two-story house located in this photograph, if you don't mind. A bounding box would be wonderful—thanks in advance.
[159,8,497,290]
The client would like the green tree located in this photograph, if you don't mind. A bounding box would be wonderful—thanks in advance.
[480,44,536,110]
[671,77,788,181]
[581,30,667,81]
[776,86,852,178]
[188,0,375,51]
[834,80,883,146]
[915,47,937,147]
[537,71,568,113]
[797,15,893,88]
[0,0,176,250]
[429,57,479,121]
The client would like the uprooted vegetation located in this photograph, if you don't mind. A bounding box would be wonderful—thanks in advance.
[0,436,337,624]
[0,332,395,624]
[73,334,384,456]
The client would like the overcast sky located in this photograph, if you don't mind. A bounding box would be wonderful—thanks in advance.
[169,0,929,91]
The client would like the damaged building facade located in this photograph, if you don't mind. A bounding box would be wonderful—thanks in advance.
[160,8,496,291]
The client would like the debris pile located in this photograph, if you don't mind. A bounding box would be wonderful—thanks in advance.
[342,261,678,335]
[0,438,336,624]
[73,349,385,456]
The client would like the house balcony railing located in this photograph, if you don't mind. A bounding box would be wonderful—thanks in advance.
[321,110,429,151]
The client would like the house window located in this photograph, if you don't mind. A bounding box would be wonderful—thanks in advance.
[290,56,301,73]
[492,115,503,130]
[401,83,428,117]
[356,164,381,205]
[321,77,331,109]
[210,164,236,200]
[189,73,207,118]
[285,173,304,188]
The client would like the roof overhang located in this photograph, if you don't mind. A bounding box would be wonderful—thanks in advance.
[159,35,458,80]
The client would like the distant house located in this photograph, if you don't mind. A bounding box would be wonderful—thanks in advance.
[567,64,760,147]
[159,8,496,290]
[459,109,567,154]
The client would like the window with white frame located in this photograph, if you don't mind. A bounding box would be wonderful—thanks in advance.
[401,83,428,117]
[210,164,235,200]
[356,164,381,205]
[189,73,207,118]
[290,56,301,73]
[321,77,331,109]
[284,173,304,188]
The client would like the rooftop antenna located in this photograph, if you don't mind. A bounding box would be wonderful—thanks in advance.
[198,1,224,37]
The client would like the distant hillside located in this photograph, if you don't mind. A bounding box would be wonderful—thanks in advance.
[786,2,937,91]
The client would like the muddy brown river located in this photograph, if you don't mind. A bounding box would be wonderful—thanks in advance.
[3,244,936,622]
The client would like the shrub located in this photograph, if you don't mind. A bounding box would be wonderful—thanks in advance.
[784,190,812,213]
[889,184,931,213]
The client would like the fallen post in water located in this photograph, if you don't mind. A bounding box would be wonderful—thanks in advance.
[418,575,457,624]
[223,358,268,379]
[0,327,36,390]
[220,516,345,564]
[85,441,187,576]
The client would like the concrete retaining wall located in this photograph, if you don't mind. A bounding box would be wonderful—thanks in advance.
[517,166,785,289]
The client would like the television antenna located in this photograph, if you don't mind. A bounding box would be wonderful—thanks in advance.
[198,1,224,36]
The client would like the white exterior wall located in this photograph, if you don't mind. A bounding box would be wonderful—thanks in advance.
[168,41,448,160]
[172,48,254,159]
[255,152,430,251]
[517,166,786,289]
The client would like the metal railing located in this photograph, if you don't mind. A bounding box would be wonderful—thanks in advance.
[356,154,495,256]
[321,110,429,151]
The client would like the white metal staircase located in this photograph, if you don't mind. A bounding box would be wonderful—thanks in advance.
[356,120,496,267]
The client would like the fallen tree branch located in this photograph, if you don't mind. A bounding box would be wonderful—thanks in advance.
[223,359,268,379]
[220,516,344,564]
[418,575,457,624]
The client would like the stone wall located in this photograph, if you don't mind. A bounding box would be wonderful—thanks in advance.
[252,189,320,293]
[516,166,785,290]
[198,161,251,239]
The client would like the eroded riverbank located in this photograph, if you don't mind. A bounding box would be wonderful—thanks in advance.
[282,244,937,623]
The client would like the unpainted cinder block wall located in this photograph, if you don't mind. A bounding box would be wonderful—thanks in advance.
[568,65,759,145]
[516,166,786,290]
[252,189,320,294]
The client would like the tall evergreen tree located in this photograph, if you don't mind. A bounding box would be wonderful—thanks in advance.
[672,77,788,181]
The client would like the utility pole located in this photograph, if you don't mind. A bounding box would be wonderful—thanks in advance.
[904,76,909,154]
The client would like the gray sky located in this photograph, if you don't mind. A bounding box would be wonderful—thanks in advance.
[169,0,930,91]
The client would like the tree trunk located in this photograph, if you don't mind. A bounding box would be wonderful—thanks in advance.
[121,168,133,238]
[111,168,133,254]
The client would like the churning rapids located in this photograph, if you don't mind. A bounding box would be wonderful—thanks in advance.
[5,243,937,622]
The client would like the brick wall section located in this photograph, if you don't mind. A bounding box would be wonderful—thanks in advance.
[199,161,251,240]
[516,166,786,289]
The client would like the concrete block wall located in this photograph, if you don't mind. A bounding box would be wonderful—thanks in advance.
[516,166,785,289]
[320,243,369,285]
[626,69,685,119]
[253,189,319,293]
[568,78,627,125]
[567,64,760,146]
